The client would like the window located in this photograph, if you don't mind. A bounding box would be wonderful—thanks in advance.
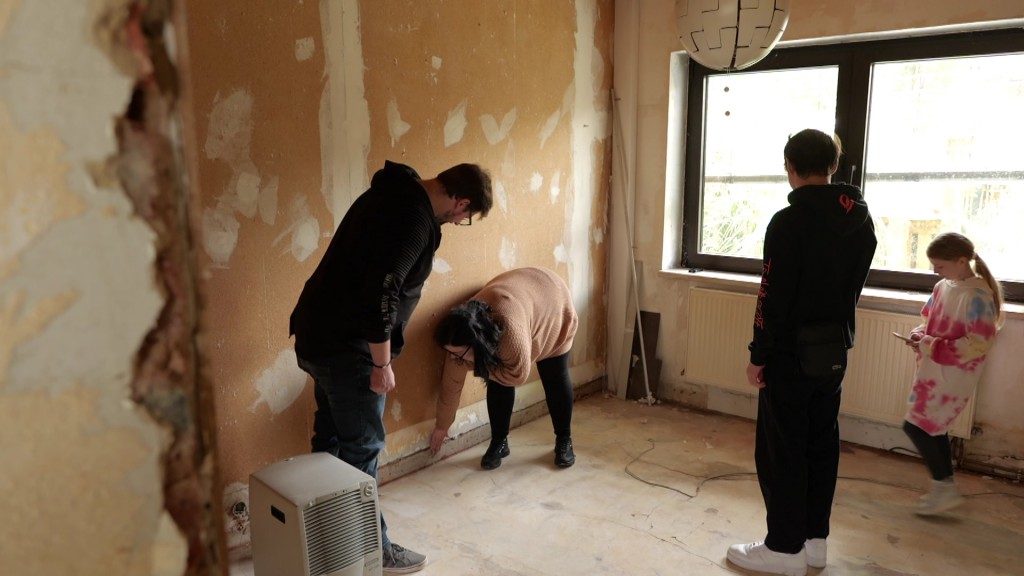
[682,29,1024,301]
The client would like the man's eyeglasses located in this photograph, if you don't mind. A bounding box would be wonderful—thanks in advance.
[453,212,473,226]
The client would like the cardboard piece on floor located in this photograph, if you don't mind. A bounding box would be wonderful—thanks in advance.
[627,310,660,401]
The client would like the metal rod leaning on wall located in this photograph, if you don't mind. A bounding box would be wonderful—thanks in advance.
[610,87,655,405]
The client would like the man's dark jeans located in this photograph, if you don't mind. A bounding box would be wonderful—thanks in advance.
[297,351,391,546]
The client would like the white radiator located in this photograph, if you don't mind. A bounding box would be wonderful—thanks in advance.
[685,287,975,438]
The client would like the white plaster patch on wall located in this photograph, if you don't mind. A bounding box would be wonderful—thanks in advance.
[290,219,320,262]
[561,83,576,117]
[433,258,453,275]
[205,90,254,164]
[318,85,334,218]
[259,176,279,225]
[569,0,608,368]
[591,44,605,93]
[0,103,86,282]
[529,172,543,193]
[295,36,316,61]
[549,170,561,204]
[202,89,283,265]
[1,290,77,389]
[593,227,604,244]
[235,170,261,218]
[386,97,411,147]
[499,237,517,270]
[539,109,561,149]
[249,349,308,415]
[428,56,443,84]
[390,398,403,422]
[495,181,508,214]
[479,108,517,145]
[321,0,371,228]
[553,243,569,264]
[272,195,321,262]
[4,213,163,392]
[444,99,469,147]
[0,1,133,163]
[202,201,241,268]
[152,511,189,574]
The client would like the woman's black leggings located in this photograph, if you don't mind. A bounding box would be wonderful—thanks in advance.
[903,420,954,480]
[487,351,574,442]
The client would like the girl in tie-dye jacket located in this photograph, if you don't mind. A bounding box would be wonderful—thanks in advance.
[902,232,1004,516]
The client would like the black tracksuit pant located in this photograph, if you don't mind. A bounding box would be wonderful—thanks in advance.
[756,352,844,554]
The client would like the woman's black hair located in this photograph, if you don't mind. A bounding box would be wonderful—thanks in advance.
[433,300,503,378]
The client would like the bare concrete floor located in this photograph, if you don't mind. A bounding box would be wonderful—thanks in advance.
[234,393,1024,575]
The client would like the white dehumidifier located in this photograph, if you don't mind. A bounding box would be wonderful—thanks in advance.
[250,452,382,576]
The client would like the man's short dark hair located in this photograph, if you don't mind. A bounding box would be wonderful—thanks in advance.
[784,129,842,178]
[438,164,493,218]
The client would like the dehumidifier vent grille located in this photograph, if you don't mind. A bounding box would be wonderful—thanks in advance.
[304,489,379,575]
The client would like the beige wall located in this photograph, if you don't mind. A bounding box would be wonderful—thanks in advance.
[610,0,1024,472]
[179,0,613,520]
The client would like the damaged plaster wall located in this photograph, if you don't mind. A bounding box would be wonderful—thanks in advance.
[610,0,1024,474]
[0,0,217,574]
[177,0,331,527]
[178,0,613,546]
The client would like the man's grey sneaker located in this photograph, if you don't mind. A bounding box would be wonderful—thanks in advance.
[555,436,575,467]
[383,542,426,574]
[480,437,510,470]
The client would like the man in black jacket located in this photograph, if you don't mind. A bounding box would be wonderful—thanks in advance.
[290,161,492,573]
[728,130,877,576]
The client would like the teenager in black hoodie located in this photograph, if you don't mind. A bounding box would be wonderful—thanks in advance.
[290,161,492,573]
[728,130,877,576]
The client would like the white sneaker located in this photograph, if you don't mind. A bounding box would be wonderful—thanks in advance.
[727,541,807,576]
[804,538,826,568]
[916,479,965,516]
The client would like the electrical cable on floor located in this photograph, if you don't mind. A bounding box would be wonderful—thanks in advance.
[623,439,1024,502]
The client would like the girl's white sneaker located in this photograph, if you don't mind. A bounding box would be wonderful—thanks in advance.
[804,538,826,568]
[916,479,965,515]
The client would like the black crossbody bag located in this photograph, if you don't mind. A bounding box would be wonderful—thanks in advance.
[796,322,849,377]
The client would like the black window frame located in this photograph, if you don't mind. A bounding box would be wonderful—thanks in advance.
[682,27,1024,302]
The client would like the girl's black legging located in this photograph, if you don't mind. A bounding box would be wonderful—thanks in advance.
[486,351,574,442]
[903,420,954,480]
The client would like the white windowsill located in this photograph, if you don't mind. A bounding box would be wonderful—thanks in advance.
[658,267,1024,320]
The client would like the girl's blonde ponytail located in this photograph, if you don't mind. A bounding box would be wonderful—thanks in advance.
[973,254,1004,325]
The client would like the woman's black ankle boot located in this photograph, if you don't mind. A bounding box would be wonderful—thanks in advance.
[480,437,510,470]
[555,436,575,467]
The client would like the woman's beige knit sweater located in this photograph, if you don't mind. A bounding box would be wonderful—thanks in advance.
[434,267,578,432]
